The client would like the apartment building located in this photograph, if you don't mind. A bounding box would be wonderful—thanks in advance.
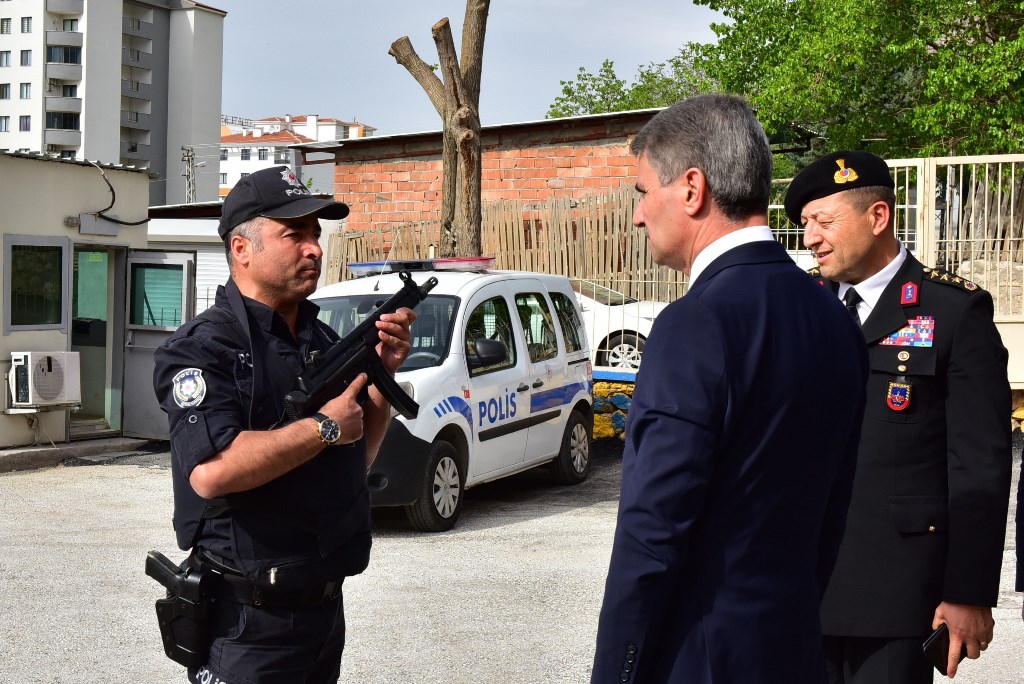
[219,113,375,198]
[0,0,224,205]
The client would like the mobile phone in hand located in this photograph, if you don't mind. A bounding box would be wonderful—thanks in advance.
[922,623,968,675]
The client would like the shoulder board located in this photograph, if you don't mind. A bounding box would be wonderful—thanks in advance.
[921,266,981,292]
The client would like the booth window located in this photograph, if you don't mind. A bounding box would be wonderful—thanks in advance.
[3,235,68,334]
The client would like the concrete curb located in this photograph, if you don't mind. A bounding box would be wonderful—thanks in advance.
[0,437,162,474]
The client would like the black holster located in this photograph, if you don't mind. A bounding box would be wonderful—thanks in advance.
[145,550,211,668]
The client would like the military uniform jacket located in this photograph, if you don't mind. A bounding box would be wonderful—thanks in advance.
[815,254,1012,637]
[153,280,372,589]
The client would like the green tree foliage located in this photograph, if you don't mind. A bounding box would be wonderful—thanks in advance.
[547,47,717,118]
[694,0,1024,156]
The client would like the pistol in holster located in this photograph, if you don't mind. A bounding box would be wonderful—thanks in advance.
[145,550,212,669]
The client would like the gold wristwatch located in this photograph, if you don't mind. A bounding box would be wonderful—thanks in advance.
[312,412,342,445]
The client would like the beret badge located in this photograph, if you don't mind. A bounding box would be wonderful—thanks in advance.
[833,159,859,185]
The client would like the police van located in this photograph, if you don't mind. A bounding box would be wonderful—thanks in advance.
[310,258,594,532]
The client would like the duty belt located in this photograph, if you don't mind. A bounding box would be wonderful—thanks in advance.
[215,571,344,608]
[193,553,344,608]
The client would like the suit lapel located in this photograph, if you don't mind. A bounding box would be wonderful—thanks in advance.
[860,255,924,344]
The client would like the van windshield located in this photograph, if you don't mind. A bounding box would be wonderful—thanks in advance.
[315,294,459,371]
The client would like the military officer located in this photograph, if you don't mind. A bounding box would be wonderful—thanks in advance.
[153,166,415,683]
[786,150,1012,682]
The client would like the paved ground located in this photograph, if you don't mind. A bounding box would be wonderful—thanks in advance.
[0,440,1020,683]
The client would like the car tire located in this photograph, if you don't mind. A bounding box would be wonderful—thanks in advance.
[550,410,592,485]
[598,332,645,369]
[405,439,464,532]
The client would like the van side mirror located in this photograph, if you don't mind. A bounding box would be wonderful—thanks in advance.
[468,338,507,369]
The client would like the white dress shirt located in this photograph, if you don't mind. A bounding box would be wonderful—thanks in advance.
[689,226,776,286]
[836,243,908,323]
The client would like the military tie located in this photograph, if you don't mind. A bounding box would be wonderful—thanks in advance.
[843,287,863,326]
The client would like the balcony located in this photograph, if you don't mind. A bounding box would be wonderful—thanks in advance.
[120,140,151,160]
[121,79,153,101]
[46,96,82,113]
[46,62,82,81]
[45,129,82,147]
[46,0,84,15]
[46,30,83,47]
[122,16,153,39]
[121,47,153,71]
[120,109,151,130]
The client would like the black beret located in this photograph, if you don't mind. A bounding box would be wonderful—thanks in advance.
[784,150,894,224]
[218,166,349,240]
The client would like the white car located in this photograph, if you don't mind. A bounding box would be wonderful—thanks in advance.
[310,259,594,532]
[572,280,669,371]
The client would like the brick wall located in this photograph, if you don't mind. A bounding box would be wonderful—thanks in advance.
[312,110,658,233]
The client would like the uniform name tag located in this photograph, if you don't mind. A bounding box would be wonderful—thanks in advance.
[879,316,935,347]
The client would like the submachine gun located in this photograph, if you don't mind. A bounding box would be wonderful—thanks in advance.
[284,269,438,421]
[145,550,212,668]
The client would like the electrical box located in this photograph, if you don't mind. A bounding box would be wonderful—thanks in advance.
[8,352,82,408]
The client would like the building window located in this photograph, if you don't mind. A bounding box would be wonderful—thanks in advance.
[46,46,81,64]
[219,173,227,185]
[220,148,227,161]
[0,83,8,99]
[0,116,8,132]
[1,18,10,34]
[60,150,75,159]
[258,148,269,161]
[127,47,140,61]
[240,148,251,161]
[4,237,68,332]
[46,112,79,130]
[1,51,11,67]
[19,82,29,99]
[240,173,250,178]
[19,114,29,131]
[20,16,30,33]
[19,49,30,66]
[62,84,77,97]
[63,19,78,31]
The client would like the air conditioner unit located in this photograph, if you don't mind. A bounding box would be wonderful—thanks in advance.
[8,352,81,408]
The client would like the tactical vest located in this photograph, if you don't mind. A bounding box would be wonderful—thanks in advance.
[171,280,371,589]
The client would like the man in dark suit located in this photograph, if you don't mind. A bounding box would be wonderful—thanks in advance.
[591,94,869,684]
[786,150,1012,682]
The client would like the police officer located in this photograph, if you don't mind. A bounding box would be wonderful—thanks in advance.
[153,165,414,683]
[786,151,1012,682]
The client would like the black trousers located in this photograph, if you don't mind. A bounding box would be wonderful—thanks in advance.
[187,592,346,684]
[824,635,934,684]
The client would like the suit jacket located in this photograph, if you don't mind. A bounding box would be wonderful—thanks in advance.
[817,254,1012,637]
[592,240,868,684]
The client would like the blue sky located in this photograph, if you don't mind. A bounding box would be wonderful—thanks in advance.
[210,0,721,135]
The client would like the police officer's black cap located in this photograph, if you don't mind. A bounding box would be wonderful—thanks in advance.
[218,165,350,240]
[784,150,894,225]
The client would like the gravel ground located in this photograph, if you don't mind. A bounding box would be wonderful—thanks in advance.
[0,440,1019,683]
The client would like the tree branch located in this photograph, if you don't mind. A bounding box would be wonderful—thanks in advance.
[432,18,467,110]
[389,36,447,115]
[460,0,490,105]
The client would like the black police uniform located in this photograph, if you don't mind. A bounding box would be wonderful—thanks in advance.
[153,277,371,683]
[810,255,1011,683]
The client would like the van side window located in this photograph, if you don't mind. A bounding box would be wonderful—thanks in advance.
[465,296,517,376]
[550,291,585,353]
[515,292,559,363]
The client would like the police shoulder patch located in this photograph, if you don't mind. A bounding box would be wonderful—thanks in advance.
[925,266,980,292]
[172,368,207,408]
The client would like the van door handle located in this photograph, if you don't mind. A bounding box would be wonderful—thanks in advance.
[532,379,544,389]
[517,383,530,392]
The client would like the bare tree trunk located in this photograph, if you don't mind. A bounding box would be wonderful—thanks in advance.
[389,1,490,257]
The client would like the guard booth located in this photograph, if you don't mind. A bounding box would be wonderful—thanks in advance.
[0,152,196,448]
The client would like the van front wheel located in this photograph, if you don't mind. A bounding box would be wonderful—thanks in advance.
[405,440,463,532]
